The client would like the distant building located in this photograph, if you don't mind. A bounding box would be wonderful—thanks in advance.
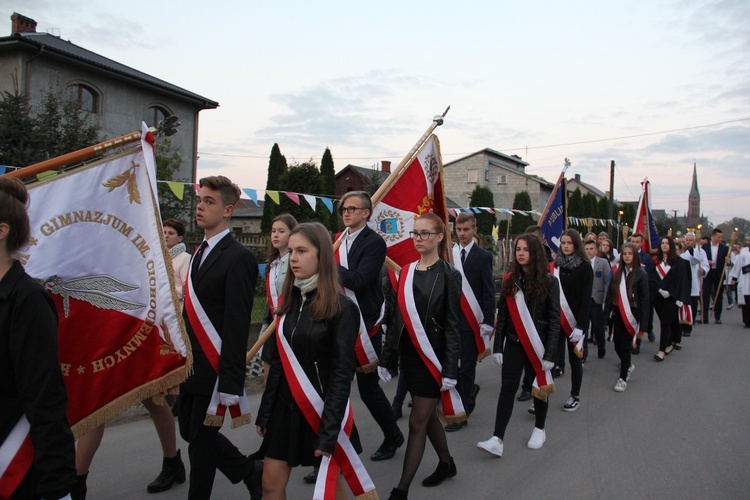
[442,148,554,211]
[687,162,702,226]
[0,12,218,180]
[334,161,391,196]
[566,173,607,200]
[230,199,264,234]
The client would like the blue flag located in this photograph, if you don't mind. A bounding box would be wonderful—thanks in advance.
[540,177,566,253]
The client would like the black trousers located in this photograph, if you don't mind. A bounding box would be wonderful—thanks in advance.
[457,327,479,414]
[356,332,401,442]
[654,296,680,350]
[702,273,724,321]
[590,299,606,356]
[492,340,548,439]
[612,314,632,381]
[742,299,750,326]
[177,391,253,500]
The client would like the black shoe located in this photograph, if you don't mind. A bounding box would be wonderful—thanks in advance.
[683,331,691,337]
[444,420,467,432]
[370,433,405,461]
[303,469,317,484]
[392,404,403,420]
[421,458,457,487]
[71,473,88,500]
[598,349,605,359]
[147,450,186,493]
[648,331,655,342]
[552,367,564,378]
[632,346,641,355]
[388,487,409,500]
[744,324,750,329]
[243,460,263,500]
[471,384,480,401]
[517,390,532,402]
[715,319,722,324]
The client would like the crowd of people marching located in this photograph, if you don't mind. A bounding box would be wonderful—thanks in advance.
[3,175,749,500]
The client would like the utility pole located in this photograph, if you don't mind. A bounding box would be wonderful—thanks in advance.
[608,160,615,240]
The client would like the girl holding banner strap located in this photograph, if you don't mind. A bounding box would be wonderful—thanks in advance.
[477,233,560,458]
[551,229,592,412]
[255,222,377,500]
[386,213,462,500]
[0,178,76,499]
[604,243,650,392]
[259,213,298,384]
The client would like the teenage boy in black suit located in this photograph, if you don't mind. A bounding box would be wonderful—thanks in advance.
[178,176,260,500]
[702,228,729,324]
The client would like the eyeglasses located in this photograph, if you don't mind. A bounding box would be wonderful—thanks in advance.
[339,206,367,214]
[409,231,439,240]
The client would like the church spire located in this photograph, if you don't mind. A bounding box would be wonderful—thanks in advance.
[689,162,700,197]
[687,162,701,225]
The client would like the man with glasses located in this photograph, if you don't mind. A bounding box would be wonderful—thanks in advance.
[336,191,404,461]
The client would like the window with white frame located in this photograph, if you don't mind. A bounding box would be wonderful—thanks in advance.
[467,170,477,183]
[498,174,507,185]
[484,169,490,181]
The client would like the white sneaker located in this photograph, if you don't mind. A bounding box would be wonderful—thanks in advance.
[614,378,627,392]
[528,402,535,415]
[477,436,504,457]
[527,427,546,449]
[728,304,734,310]
[562,396,580,412]
[626,363,635,381]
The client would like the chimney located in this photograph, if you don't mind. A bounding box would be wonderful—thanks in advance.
[575,173,581,182]
[11,13,37,35]
[381,160,391,173]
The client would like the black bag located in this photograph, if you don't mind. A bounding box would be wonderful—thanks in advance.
[742,263,750,275]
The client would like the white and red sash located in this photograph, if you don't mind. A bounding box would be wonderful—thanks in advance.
[0,415,33,499]
[550,263,584,358]
[184,250,252,428]
[265,259,282,316]
[453,246,490,361]
[397,262,466,423]
[616,272,640,346]
[505,284,556,401]
[275,315,377,500]
[334,233,381,372]
[679,303,693,324]
[656,261,671,280]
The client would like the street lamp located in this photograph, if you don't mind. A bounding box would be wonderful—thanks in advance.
[617,210,624,247]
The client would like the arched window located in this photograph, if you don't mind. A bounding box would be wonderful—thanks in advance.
[145,106,170,127]
[67,84,99,113]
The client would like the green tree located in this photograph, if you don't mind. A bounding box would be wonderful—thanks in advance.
[277,161,329,227]
[568,188,584,217]
[0,89,37,167]
[155,138,194,224]
[261,143,287,232]
[468,185,497,235]
[510,190,533,236]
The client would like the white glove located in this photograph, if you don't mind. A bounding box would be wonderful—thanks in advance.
[676,300,683,308]
[219,392,240,407]
[480,324,494,337]
[659,289,670,299]
[377,366,392,383]
[56,495,73,500]
[541,361,555,372]
[570,328,584,343]
[440,377,457,391]
[492,353,503,366]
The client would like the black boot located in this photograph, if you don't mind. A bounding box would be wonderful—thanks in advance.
[70,473,87,500]
[147,449,186,493]
[421,457,457,487]
[388,487,408,499]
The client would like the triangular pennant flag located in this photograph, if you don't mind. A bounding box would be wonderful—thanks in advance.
[320,197,334,213]
[37,170,58,181]
[284,191,300,205]
[454,208,461,213]
[266,190,281,204]
[448,209,456,218]
[484,207,495,214]
[242,188,258,205]
[302,194,317,211]
[0,166,6,174]
[193,183,200,194]
[166,181,184,200]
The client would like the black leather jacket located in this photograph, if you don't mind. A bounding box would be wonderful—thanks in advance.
[605,266,650,330]
[256,289,359,454]
[381,259,462,380]
[493,274,561,363]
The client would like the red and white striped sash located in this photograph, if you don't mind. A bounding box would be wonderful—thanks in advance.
[184,251,252,428]
[679,303,693,324]
[656,261,670,279]
[0,415,33,499]
[616,273,640,346]
[506,287,556,401]
[335,233,380,371]
[275,315,377,500]
[265,260,281,316]
[397,262,466,423]
[550,264,584,358]
[453,246,490,361]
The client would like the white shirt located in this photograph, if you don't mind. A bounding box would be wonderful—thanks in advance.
[459,240,475,260]
[711,243,719,268]
[197,228,230,267]
[345,225,365,253]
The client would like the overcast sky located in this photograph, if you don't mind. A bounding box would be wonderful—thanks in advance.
[5,0,749,225]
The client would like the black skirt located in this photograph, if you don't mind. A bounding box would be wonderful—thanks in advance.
[399,332,441,399]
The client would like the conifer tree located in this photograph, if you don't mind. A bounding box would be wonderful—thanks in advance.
[261,143,287,232]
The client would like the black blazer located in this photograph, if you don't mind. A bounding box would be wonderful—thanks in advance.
[605,267,650,331]
[458,244,496,329]
[337,225,386,329]
[702,242,729,283]
[182,233,258,396]
[554,261,593,332]
[649,259,690,304]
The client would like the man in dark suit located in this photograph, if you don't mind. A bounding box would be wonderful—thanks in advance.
[178,176,260,500]
[446,213,495,431]
[630,233,656,352]
[337,191,403,461]
[585,240,611,359]
[702,228,729,324]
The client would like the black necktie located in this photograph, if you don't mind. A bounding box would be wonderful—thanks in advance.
[193,241,208,274]
[461,248,467,266]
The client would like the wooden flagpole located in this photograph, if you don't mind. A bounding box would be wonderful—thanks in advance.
[2,130,148,179]
[712,227,738,311]
[696,225,704,320]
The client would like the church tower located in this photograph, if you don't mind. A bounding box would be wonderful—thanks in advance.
[687,162,700,226]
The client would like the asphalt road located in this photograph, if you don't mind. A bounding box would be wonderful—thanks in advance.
[87,308,750,499]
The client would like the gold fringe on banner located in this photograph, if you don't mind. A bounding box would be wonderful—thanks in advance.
[532,383,556,403]
[574,347,583,359]
[355,361,379,374]
[203,414,225,427]
[355,489,380,500]
[231,413,253,429]
[477,348,491,362]
[437,410,468,425]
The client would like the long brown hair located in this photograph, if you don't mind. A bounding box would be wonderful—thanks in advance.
[556,228,590,264]
[609,242,641,306]
[266,213,298,264]
[275,222,340,321]
[502,234,550,300]
[0,178,30,253]
[656,235,677,265]
[416,213,451,262]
